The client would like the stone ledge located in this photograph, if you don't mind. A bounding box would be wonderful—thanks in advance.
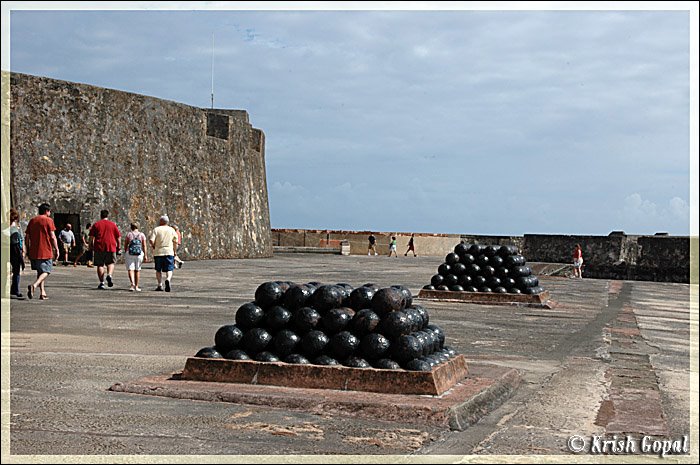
[180,354,468,396]
[109,362,520,431]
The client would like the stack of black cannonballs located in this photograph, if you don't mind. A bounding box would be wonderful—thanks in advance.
[422,243,545,295]
[195,281,459,372]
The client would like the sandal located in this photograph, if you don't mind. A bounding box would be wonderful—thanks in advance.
[39,295,49,300]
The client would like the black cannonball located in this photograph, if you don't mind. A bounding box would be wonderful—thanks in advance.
[405,358,432,372]
[313,354,340,366]
[349,286,376,311]
[348,308,380,336]
[265,305,292,331]
[310,285,345,313]
[328,331,360,360]
[241,328,272,353]
[451,262,467,276]
[371,287,404,315]
[214,325,243,354]
[343,356,371,368]
[291,307,321,333]
[437,263,452,276]
[300,329,330,357]
[431,274,445,287]
[460,253,476,265]
[391,334,423,363]
[272,329,301,357]
[195,346,222,358]
[254,281,285,309]
[359,333,391,360]
[454,243,470,256]
[254,351,280,362]
[373,358,402,370]
[284,353,310,364]
[235,302,265,330]
[498,245,519,257]
[321,307,355,334]
[379,311,412,339]
[391,285,413,308]
[425,324,445,350]
[224,349,250,360]
[282,284,314,311]
[445,252,460,265]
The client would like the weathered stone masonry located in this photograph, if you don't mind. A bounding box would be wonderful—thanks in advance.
[9,72,271,259]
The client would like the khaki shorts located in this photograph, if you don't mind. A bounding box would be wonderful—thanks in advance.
[61,242,71,253]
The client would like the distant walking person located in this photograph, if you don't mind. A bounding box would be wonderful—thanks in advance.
[388,236,398,258]
[149,215,178,292]
[367,233,378,256]
[24,203,60,300]
[58,223,76,265]
[9,208,26,298]
[90,209,121,289]
[572,244,584,279]
[124,222,148,292]
[173,224,184,269]
[73,222,93,267]
[404,234,417,257]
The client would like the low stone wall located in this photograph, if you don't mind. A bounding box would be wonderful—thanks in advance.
[272,228,692,283]
[272,229,462,257]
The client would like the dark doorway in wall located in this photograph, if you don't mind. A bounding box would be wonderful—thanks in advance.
[53,213,82,261]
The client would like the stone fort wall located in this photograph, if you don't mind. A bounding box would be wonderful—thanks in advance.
[9,72,271,259]
[272,228,693,283]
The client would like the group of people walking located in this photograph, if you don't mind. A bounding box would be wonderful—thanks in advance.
[9,203,184,300]
[367,233,417,257]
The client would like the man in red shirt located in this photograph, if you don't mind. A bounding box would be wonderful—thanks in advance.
[89,209,122,289]
[24,203,60,300]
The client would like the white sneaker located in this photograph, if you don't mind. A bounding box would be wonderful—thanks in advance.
[129,285,135,292]
[374,253,378,256]
[135,287,142,292]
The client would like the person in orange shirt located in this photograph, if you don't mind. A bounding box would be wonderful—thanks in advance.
[24,203,60,300]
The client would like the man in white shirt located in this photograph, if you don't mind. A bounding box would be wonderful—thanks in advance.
[149,215,178,292]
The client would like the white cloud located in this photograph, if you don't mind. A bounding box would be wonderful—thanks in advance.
[8,9,693,236]
[620,193,689,234]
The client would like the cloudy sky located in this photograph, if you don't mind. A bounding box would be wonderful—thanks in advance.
[4,3,697,236]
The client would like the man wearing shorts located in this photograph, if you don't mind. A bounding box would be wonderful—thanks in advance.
[58,223,76,265]
[367,233,378,256]
[149,215,178,292]
[90,209,121,289]
[24,203,60,300]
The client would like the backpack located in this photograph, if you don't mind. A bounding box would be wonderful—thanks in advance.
[128,236,143,255]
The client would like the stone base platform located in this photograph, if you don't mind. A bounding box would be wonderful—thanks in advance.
[417,289,555,308]
[109,362,520,431]
[179,354,468,396]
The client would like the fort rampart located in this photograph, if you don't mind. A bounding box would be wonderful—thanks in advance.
[9,72,272,259]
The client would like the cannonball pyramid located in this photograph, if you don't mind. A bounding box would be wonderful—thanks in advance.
[194,281,460,372]
[422,243,546,295]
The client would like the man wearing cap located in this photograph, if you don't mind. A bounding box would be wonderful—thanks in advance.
[149,215,178,292]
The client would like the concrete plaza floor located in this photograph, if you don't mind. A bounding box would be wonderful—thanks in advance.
[3,253,697,460]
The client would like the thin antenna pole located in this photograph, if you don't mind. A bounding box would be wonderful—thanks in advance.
[210,31,215,109]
